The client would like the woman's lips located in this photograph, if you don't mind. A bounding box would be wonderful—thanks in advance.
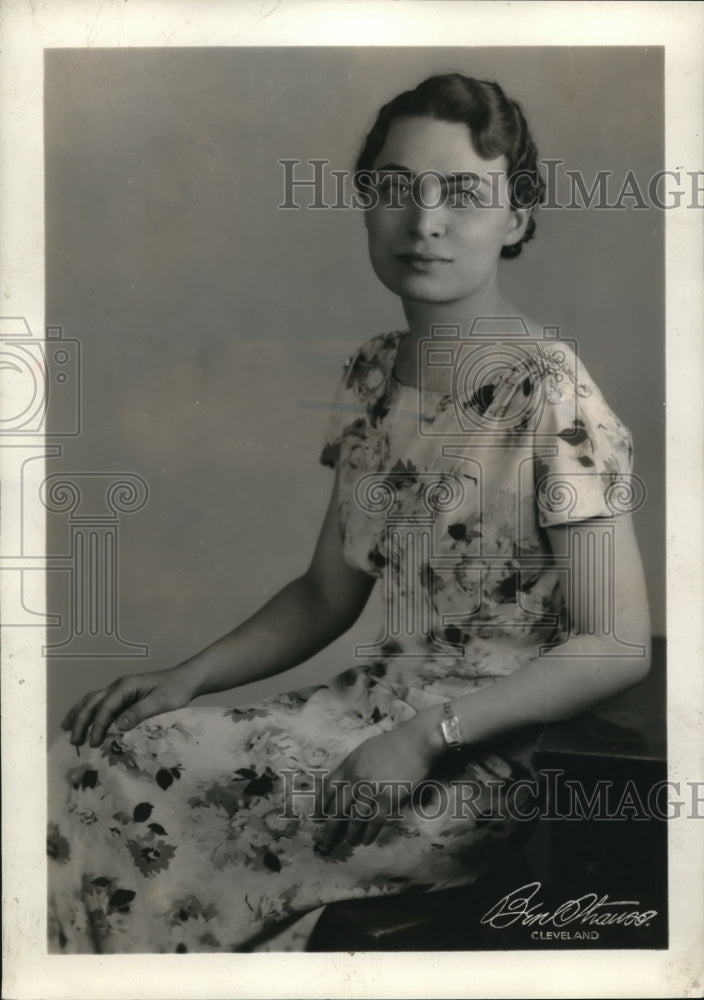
[397,253,452,271]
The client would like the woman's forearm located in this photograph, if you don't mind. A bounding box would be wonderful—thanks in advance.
[173,572,362,699]
[412,633,652,758]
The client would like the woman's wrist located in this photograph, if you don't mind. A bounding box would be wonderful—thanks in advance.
[171,632,253,699]
[170,657,211,700]
[405,703,454,761]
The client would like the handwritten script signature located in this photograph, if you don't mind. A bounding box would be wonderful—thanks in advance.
[481,881,658,930]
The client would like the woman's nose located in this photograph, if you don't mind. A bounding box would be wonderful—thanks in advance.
[406,204,447,239]
[405,175,448,238]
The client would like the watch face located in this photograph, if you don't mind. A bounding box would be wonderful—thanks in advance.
[441,715,462,750]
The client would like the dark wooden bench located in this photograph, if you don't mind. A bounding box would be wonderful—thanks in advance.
[307,637,667,951]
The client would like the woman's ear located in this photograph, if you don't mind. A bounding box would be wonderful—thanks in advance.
[502,207,531,248]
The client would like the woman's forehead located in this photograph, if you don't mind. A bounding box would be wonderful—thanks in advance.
[371,115,508,177]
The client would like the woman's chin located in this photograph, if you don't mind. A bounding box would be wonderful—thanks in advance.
[375,271,460,305]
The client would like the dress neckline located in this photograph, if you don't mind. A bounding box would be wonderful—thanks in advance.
[388,332,449,396]
[389,367,449,395]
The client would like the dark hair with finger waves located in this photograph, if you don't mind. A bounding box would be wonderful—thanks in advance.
[355,73,546,259]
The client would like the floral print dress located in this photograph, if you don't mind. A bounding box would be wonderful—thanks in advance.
[47,328,635,953]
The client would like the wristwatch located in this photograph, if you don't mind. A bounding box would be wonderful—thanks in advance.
[440,701,463,752]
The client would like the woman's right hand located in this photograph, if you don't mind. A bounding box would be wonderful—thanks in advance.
[61,665,198,748]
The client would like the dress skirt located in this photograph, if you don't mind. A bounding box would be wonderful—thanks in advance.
[48,645,541,953]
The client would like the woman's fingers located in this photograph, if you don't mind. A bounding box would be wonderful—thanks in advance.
[343,819,368,848]
[319,777,388,851]
[65,673,183,749]
[318,766,343,819]
[61,704,77,731]
[319,814,348,854]
[112,691,166,735]
[343,785,391,847]
[86,683,132,747]
[315,752,413,854]
[362,817,385,847]
[62,689,99,733]
[323,798,389,851]
[88,678,154,747]
[69,690,106,746]
[319,775,352,853]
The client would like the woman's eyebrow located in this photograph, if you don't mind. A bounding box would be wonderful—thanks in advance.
[374,162,413,175]
[374,164,489,188]
[449,172,489,189]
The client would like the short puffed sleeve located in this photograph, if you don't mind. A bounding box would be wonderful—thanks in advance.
[531,343,635,527]
[319,354,356,471]
[318,332,401,470]
[317,346,372,470]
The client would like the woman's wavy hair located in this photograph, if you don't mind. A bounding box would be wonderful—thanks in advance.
[355,73,546,259]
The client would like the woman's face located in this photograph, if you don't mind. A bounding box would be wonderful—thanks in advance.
[365,116,529,307]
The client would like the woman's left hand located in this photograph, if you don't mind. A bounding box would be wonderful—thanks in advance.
[316,713,442,853]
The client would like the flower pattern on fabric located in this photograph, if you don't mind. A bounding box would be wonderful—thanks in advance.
[48,330,634,953]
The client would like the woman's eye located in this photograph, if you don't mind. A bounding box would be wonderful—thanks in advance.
[453,188,479,208]
[375,175,412,204]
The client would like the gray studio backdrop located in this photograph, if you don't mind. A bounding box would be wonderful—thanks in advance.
[45,47,664,740]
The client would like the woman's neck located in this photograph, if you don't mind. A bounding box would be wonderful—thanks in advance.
[401,283,514,342]
[396,286,526,390]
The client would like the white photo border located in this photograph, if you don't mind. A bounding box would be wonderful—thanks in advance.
[1,1,702,997]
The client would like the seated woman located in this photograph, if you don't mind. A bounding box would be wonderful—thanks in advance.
[48,72,650,953]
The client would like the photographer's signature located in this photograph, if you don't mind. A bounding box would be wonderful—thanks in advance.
[481,881,658,940]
